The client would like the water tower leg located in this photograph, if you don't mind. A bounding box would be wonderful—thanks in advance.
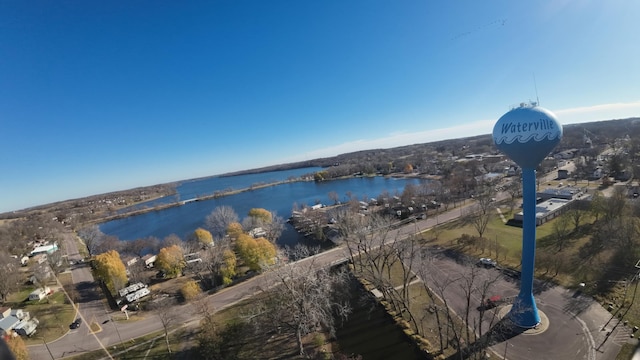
[509,168,541,327]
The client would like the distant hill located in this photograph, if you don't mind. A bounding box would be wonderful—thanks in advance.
[221,117,640,177]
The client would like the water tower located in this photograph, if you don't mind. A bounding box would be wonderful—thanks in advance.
[493,103,562,327]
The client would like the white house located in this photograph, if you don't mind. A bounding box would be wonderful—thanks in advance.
[0,307,37,336]
[30,243,58,256]
[28,287,51,301]
[141,254,157,268]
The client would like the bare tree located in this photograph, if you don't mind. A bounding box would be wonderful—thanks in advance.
[47,246,65,274]
[150,298,179,354]
[505,179,522,214]
[256,245,352,356]
[464,185,496,239]
[552,213,571,251]
[77,225,104,257]
[262,213,285,243]
[566,208,584,232]
[0,252,21,303]
[206,206,239,239]
[161,234,182,248]
[416,250,503,359]
[328,191,340,205]
[94,235,121,255]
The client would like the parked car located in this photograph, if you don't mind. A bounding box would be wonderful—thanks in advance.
[478,257,497,268]
[478,295,506,311]
[70,318,82,329]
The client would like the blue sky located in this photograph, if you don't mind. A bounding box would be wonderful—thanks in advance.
[1,1,639,213]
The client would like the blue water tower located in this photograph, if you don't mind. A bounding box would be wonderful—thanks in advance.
[493,103,563,328]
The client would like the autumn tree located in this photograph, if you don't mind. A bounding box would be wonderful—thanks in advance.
[235,234,276,271]
[244,208,274,231]
[192,228,214,247]
[226,222,244,240]
[5,335,28,360]
[156,245,186,278]
[93,250,128,296]
[403,163,414,174]
[181,280,202,301]
[206,206,239,239]
[220,249,237,285]
[248,208,272,224]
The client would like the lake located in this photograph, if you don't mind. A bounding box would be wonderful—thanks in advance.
[100,168,422,247]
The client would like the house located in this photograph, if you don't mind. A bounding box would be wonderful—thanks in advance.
[28,287,51,301]
[249,227,266,238]
[30,243,58,256]
[14,319,38,336]
[141,254,157,268]
[557,169,569,179]
[0,307,37,336]
[121,255,139,267]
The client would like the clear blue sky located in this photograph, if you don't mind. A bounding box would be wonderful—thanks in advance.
[2,1,639,213]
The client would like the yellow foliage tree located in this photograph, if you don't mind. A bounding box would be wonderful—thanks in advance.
[220,249,237,285]
[248,208,273,223]
[180,280,201,301]
[255,237,276,267]
[156,245,186,278]
[236,234,276,271]
[404,164,414,173]
[93,250,128,296]
[226,222,244,239]
[193,228,214,246]
[6,335,29,360]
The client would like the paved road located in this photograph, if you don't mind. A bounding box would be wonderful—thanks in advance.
[418,249,628,360]
[27,183,627,359]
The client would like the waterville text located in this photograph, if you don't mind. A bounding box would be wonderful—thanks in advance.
[500,118,555,134]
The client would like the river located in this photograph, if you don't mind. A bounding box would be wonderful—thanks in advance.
[100,168,422,247]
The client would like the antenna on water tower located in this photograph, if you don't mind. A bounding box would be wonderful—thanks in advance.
[533,73,540,106]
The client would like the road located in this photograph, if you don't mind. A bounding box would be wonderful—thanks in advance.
[28,179,627,360]
[27,202,470,359]
[417,249,628,360]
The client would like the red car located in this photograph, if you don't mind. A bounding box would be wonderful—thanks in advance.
[480,295,505,310]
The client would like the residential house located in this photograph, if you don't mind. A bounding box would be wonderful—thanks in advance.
[28,287,51,301]
[121,255,139,268]
[0,307,37,337]
[29,243,58,257]
[141,254,157,268]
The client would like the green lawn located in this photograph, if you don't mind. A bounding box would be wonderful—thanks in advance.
[23,291,76,343]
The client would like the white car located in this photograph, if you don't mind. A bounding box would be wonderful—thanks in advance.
[478,258,497,268]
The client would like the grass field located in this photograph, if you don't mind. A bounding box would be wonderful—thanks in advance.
[422,201,640,342]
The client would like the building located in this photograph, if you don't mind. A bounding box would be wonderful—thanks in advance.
[28,287,51,301]
[121,255,139,267]
[141,254,157,268]
[0,307,37,337]
[514,198,572,226]
[29,243,58,257]
[557,169,569,179]
[249,227,267,238]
